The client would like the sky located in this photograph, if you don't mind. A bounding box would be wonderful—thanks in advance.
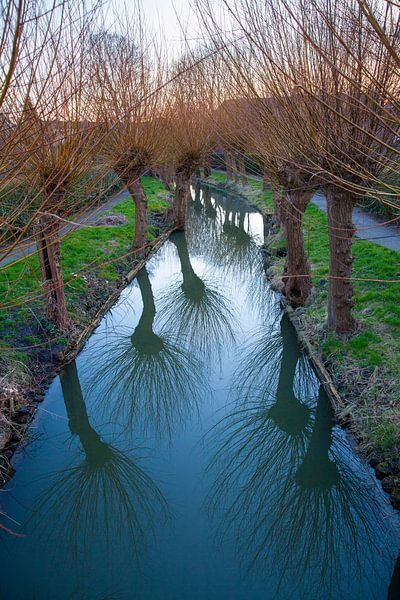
[111,0,201,55]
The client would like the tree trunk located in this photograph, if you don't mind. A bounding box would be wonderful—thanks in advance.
[238,153,248,185]
[232,154,239,184]
[172,169,191,230]
[269,314,310,436]
[271,182,283,227]
[170,231,205,300]
[224,150,233,180]
[203,158,211,178]
[155,167,172,191]
[126,177,148,251]
[262,171,269,191]
[295,385,338,489]
[131,266,164,355]
[60,361,112,463]
[281,189,313,307]
[326,187,357,335]
[36,214,69,330]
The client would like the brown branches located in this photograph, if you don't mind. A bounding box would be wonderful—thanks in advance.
[88,5,168,250]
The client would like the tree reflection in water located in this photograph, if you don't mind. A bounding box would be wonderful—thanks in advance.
[191,180,204,215]
[159,230,236,358]
[86,265,205,437]
[30,360,168,562]
[207,314,396,599]
[189,187,275,324]
[187,186,277,332]
[219,198,261,277]
[388,555,400,600]
[202,185,217,220]
[187,187,260,276]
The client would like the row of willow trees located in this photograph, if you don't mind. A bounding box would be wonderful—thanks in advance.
[0,0,399,337]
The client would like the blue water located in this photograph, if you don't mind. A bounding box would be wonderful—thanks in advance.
[0,184,399,599]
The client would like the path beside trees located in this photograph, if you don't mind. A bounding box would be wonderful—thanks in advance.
[0,189,130,268]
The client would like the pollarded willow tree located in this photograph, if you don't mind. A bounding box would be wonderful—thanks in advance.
[89,9,167,251]
[195,0,400,333]
[0,0,71,258]
[9,6,100,330]
[165,52,217,230]
[281,0,400,333]
[194,1,324,306]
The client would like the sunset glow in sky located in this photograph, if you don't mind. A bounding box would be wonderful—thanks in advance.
[112,0,200,54]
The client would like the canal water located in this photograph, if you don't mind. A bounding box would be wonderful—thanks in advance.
[0,183,399,599]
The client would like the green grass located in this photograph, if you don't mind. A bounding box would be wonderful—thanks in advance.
[208,169,400,454]
[0,176,169,351]
[301,203,400,376]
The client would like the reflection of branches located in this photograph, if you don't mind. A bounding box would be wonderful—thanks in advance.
[187,185,263,285]
[0,501,24,538]
[30,361,168,562]
[235,314,317,415]
[219,201,261,275]
[187,189,222,258]
[187,184,272,324]
[207,315,396,599]
[159,231,237,358]
[244,251,282,325]
[87,266,205,437]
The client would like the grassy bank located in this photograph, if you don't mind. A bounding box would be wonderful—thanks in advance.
[0,176,170,433]
[205,171,400,459]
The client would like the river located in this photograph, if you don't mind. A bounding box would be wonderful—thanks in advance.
[0,182,399,599]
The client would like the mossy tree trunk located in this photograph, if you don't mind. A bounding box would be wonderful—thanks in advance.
[271,182,284,227]
[126,176,148,251]
[281,188,314,307]
[171,165,192,230]
[326,187,357,335]
[115,165,148,252]
[35,212,69,331]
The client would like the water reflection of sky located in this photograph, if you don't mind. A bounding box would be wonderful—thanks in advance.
[0,185,399,600]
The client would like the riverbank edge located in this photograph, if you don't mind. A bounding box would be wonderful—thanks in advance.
[0,222,174,489]
[198,175,400,511]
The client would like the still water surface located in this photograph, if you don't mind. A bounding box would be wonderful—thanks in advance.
[0,184,399,599]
